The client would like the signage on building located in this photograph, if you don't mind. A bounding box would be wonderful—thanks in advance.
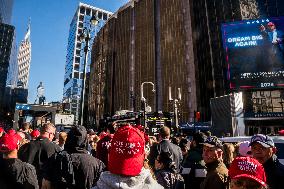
[15,104,31,110]
[245,112,284,118]
[221,17,284,89]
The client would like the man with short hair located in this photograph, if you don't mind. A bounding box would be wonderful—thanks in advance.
[0,132,39,189]
[250,134,284,189]
[200,136,229,189]
[18,123,61,187]
[148,126,183,172]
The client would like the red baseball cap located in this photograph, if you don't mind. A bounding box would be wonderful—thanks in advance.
[229,157,266,187]
[7,129,16,135]
[0,127,4,133]
[31,129,40,138]
[108,125,145,176]
[279,130,284,136]
[0,133,21,152]
[268,22,275,26]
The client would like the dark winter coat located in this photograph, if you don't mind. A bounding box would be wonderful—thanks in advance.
[200,160,229,189]
[149,139,183,172]
[263,154,284,189]
[181,146,206,189]
[18,137,61,181]
[155,168,185,189]
[43,125,106,189]
[0,158,39,189]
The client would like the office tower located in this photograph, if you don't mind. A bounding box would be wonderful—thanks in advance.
[17,22,31,89]
[0,23,15,112]
[0,0,14,24]
[63,2,112,122]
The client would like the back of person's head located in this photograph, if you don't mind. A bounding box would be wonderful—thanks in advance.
[157,151,176,171]
[108,124,145,176]
[171,136,179,145]
[40,123,55,135]
[159,126,170,139]
[106,122,116,134]
[192,131,207,146]
[59,132,68,145]
[0,132,22,156]
[222,143,235,167]
[22,122,31,130]
[64,125,88,153]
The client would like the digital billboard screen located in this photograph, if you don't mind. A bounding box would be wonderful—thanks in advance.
[221,17,284,89]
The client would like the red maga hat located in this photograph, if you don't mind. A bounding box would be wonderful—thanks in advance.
[30,129,40,138]
[0,133,21,152]
[267,22,275,26]
[108,125,145,176]
[229,156,266,187]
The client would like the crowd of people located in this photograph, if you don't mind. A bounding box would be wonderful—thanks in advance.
[0,122,284,189]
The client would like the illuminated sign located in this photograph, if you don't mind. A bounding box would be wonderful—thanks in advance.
[221,17,284,89]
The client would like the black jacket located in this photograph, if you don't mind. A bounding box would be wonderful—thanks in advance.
[149,139,183,172]
[181,146,206,189]
[155,168,185,189]
[0,158,39,189]
[18,137,61,181]
[43,125,106,189]
[43,150,106,189]
[263,155,284,189]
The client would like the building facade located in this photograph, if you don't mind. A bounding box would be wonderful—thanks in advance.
[88,0,284,131]
[0,0,14,24]
[0,23,15,115]
[63,3,112,123]
[88,0,198,126]
[17,23,31,89]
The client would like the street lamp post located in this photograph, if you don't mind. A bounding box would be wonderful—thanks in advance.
[169,87,181,132]
[140,82,155,128]
[79,16,99,126]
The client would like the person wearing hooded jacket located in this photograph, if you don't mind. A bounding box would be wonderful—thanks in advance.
[92,125,163,189]
[41,125,105,189]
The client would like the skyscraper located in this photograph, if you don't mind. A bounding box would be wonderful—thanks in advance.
[0,23,15,113]
[17,22,31,89]
[0,0,14,24]
[63,3,112,122]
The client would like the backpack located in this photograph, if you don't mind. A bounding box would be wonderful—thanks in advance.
[52,151,76,189]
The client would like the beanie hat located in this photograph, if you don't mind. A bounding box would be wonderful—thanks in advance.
[64,125,88,153]
[108,125,145,176]
[0,133,21,152]
[229,157,266,187]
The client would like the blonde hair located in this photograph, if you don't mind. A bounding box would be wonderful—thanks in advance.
[223,143,235,167]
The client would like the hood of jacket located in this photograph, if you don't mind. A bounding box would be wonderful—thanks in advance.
[64,125,88,153]
[93,168,163,189]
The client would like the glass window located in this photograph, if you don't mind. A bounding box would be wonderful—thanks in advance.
[74,72,79,79]
[80,7,85,14]
[103,13,107,20]
[86,8,91,16]
[98,12,102,19]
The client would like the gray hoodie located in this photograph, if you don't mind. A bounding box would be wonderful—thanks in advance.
[92,168,163,189]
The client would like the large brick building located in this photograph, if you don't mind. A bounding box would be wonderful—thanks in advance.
[88,0,284,131]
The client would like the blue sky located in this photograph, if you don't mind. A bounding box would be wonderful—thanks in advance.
[12,0,129,103]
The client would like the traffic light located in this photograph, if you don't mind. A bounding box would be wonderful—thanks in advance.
[195,111,201,121]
